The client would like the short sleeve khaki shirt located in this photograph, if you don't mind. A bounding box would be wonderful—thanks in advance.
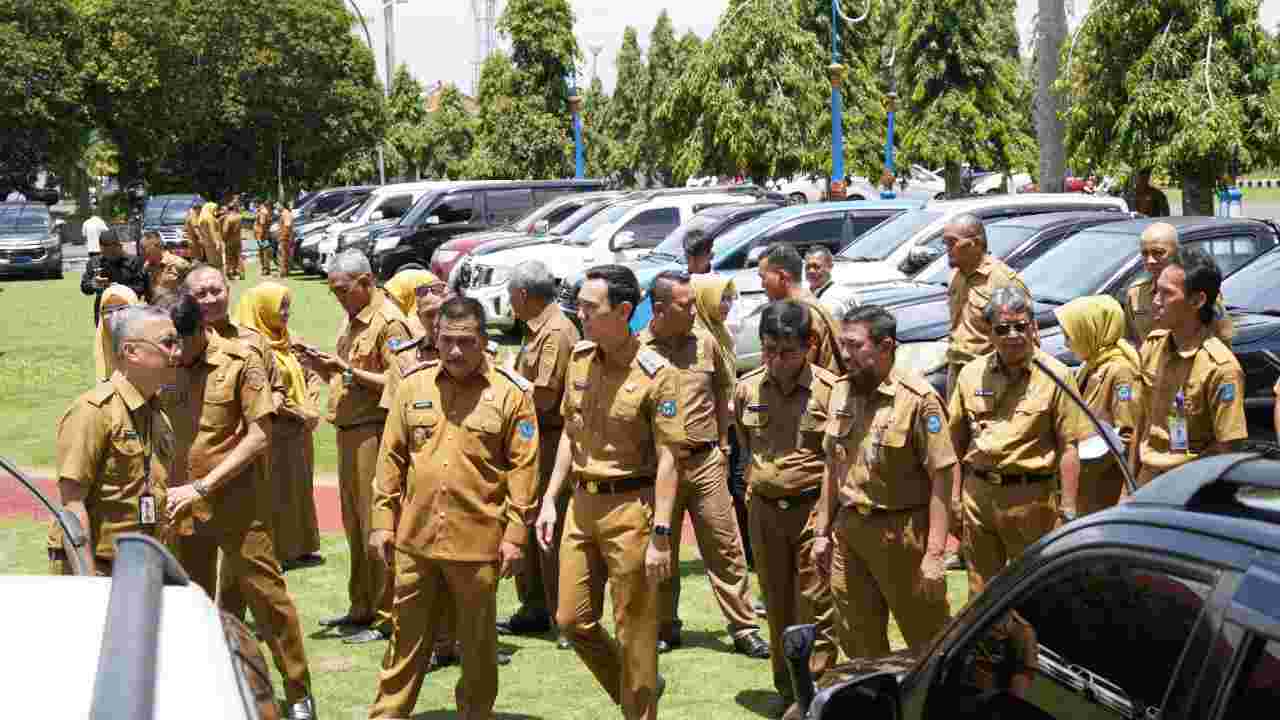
[56,372,173,559]
[639,326,730,447]
[146,252,191,302]
[947,256,1029,366]
[734,364,836,498]
[1125,279,1233,347]
[329,291,412,427]
[1078,358,1143,446]
[825,368,956,511]
[800,295,845,375]
[518,302,580,428]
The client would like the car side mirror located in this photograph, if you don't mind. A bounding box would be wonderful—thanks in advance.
[746,245,768,268]
[425,215,441,226]
[902,245,942,275]
[370,210,384,221]
[809,672,900,720]
[533,219,551,236]
[612,230,638,250]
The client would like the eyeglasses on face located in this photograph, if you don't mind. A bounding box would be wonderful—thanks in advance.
[414,283,449,297]
[992,321,1031,337]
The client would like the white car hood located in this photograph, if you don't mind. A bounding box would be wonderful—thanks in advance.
[471,242,599,280]
[830,260,907,286]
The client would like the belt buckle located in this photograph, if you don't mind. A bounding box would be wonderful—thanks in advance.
[586,481,599,494]
[777,498,790,510]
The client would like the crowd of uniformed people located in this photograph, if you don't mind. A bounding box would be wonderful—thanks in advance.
[47,208,1274,720]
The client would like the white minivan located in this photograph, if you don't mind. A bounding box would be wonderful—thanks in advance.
[315,181,453,268]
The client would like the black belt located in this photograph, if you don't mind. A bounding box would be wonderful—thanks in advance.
[756,487,821,510]
[976,470,1054,486]
[577,476,654,495]
[842,503,922,517]
[678,441,717,459]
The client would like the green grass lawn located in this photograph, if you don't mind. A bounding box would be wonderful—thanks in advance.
[0,264,520,474]
[0,516,970,719]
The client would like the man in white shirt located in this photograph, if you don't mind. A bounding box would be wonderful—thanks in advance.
[83,214,109,260]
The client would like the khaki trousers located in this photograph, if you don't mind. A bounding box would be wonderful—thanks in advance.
[370,552,498,719]
[202,240,224,270]
[278,238,293,276]
[339,423,393,629]
[748,494,837,699]
[512,428,564,619]
[556,484,661,720]
[659,447,757,639]
[830,505,948,659]
[257,242,274,275]
[225,232,243,277]
[961,470,1056,596]
[271,419,321,561]
[1077,458,1124,515]
[218,451,275,620]
[175,494,311,701]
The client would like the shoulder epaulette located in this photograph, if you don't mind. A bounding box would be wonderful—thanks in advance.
[1145,329,1170,343]
[738,366,767,382]
[810,365,837,388]
[215,337,249,359]
[1128,277,1151,294]
[487,340,499,357]
[573,340,597,354]
[389,336,422,353]
[403,359,439,378]
[636,347,669,378]
[896,372,933,398]
[1203,336,1235,365]
[87,381,116,407]
[494,365,532,392]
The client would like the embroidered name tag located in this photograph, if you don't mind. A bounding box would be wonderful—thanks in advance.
[413,400,434,409]
[975,389,995,397]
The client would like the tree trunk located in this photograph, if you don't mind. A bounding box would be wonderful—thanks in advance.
[945,162,963,197]
[1035,0,1067,193]
[1181,160,1218,216]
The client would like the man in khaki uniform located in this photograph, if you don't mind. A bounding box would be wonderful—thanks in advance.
[197,201,223,271]
[221,199,245,280]
[534,264,682,720]
[944,213,1030,399]
[300,250,412,644]
[735,300,839,712]
[641,270,766,658]
[1135,249,1247,488]
[255,201,274,276]
[804,247,835,299]
[53,306,179,576]
[948,286,1091,596]
[1124,222,1232,347]
[278,203,295,278]
[815,303,954,660]
[368,297,540,720]
[497,261,580,643]
[140,230,191,303]
[1274,378,1280,443]
[185,203,204,263]
[759,244,845,375]
[163,296,316,719]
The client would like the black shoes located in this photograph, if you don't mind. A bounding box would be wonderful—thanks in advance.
[657,632,683,654]
[341,627,389,644]
[283,553,324,571]
[733,631,771,659]
[429,650,511,668]
[496,611,552,635]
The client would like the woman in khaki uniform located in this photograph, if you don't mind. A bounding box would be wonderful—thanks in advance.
[92,284,141,382]
[1054,296,1143,514]
[382,268,438,337]
[234,282,322,565]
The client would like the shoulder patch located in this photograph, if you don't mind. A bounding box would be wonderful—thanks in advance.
[87,381,116,407]
[389,336,421,353]
[1203,336,1234,365]
[1218,383,1236,402]
[517,419,536,439]
[925,414,943,434]
[1116,383,1133,402]
[573,340,597,354]
[495,365,533,392]
[659,399,678,417]
[636,347,669,378]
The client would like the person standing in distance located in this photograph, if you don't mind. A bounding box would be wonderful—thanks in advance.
[368,297,539,720]
[804,247,835,299]
[1123,222,1232,348]
[81,229,149,326]
[683,227,714,276]
[140,230,192,303]
[1134,249,1246,489]
[535,264,682,720]
[255,200,274,277]
[277,202,295,278]
[758,244,844,375]
[816,304,953,660]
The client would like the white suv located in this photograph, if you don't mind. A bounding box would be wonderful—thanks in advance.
[315,181,452,268]
[461,192,757,329]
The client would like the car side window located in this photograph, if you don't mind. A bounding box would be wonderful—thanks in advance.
[435,192,475,224]
[313,194,348,214]
[1007,228,1068,271]
[1186,234,1262,277]
[769,216,844,254]
[1220,635,1280,716]
[381,194,414,220]
[620,207,681,247]
[928,558,1211,720]
[484,189,533,224]
[542,201,582,227]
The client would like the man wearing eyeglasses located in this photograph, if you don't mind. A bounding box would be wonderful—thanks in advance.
[1123,222,1232,348]
[52,305,180,576]
[734,300,839,715]
[80,228,149,325]
[948,287,1091,596]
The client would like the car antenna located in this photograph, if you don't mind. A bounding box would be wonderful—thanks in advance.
[1031,356,1138,495]
[0,456,93,575]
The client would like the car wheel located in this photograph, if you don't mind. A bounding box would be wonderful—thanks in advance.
[788,193,807,206]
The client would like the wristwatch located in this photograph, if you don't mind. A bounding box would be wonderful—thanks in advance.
[1058,508,1078,522]
[653,524,672,538]
[193,479,210,498]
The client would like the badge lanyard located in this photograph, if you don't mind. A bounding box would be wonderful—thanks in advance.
[1169,389,1189,453]
[129,405,157,526]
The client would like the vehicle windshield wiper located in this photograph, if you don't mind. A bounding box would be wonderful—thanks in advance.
[1033,295,1068,306]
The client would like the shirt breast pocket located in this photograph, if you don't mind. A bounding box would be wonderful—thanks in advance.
[463,407,505,459]
[104,430,147,484]
[740,410,769,445]
[1011,395,1051,433]
[873,426,909,465]
[406,410,440,453]
[201,381,238,430]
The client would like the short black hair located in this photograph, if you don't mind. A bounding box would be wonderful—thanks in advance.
[759,300,811,345]
[764,244,803,280]
[841,304,897,343]
[1167,248,1222,325]
[438,296,488,333]
[584,264,641,319]
[649,269,691,307]
[159,290,202,337]
[683,227,713,258]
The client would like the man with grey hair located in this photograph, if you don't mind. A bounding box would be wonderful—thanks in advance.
[299,249,413,643]
[947,286,1090,597]
[804,247,835,298]
[944,214,1028,399]
[52,305,180,576]
[499,260,581,646]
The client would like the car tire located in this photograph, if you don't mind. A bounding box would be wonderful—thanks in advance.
[788,193,808,206]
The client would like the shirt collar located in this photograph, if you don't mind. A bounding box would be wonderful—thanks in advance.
[764,364,814,396]
[110,370,148,411]
[439,357,494,388]
[965,255,996,281]
[527,301,559,334]
[1169,326,1212,360]
[876,370,900,398]
[355,291,382,325]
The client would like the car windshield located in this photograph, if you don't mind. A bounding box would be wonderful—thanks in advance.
[1020,230,1137,304]
[398,190,440,227]
[144,197,196,225]
[916,224,1038,283]
[1223,249,1280,313]
[838,210,943,260]
[550,201,608,236]
[0,205,50,231]
[566,203,635,246]
[653,215,718,259]
[710,212,781,257]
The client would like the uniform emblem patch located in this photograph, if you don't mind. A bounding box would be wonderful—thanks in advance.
[1219,383,1236,402]
[1116,384,1133,402]
[518,420,535,439]
[659,400,678,418]
[389,338,407,351]
[926,415,942,434]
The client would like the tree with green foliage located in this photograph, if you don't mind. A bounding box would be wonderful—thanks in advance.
[645,11,681,185]
[605,27,648,186]
[0,0,84,187]
[385,64,429,179]
[421,85,476,180]
[896,0,1036,194]
[582,76,614,179]
[498,0,579,113]
[660,0,859,184]
[1060,0,1280,214]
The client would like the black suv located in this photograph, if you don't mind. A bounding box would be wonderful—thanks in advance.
[138,194,203,258]
[794,449,1280,720]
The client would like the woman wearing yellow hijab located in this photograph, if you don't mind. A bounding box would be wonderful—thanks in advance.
[234,281,322,565]
[1054,295,1143,514]
[93,284,141,381]
[382,267,439,336]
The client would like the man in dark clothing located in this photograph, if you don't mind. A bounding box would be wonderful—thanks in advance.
[80,229,149,325]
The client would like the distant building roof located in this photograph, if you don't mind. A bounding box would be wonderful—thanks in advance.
[423,82,479,115]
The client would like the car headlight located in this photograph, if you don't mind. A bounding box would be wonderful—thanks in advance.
[894,341,948,375]
[319,237,339,254]
[374,235,400,253]
[433,250,460,266]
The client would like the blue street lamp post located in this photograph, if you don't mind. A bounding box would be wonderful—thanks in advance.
[829,1,869,200]
[567,72,585,179]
